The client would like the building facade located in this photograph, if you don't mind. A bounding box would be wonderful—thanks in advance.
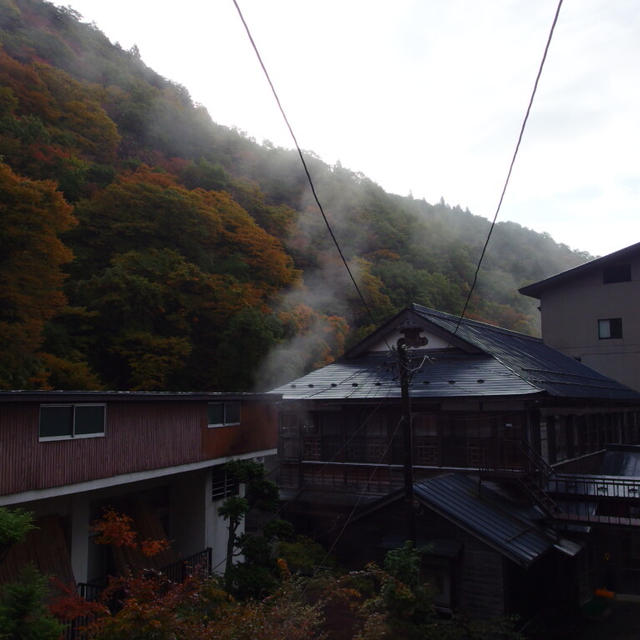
[0,391,278,587]
[520,241,640,392]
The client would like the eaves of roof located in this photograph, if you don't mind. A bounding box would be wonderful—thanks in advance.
[0,390,280,403]
[519,241,640,299]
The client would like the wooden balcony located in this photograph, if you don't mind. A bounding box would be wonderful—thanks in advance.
[296,434,529,472]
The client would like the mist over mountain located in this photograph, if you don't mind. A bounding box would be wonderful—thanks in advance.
[0,0,590,391]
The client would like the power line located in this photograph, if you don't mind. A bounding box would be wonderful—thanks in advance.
[213,398,391,575]
[231,0,379,331]
[309,415,404,580]
[453,0,564,336]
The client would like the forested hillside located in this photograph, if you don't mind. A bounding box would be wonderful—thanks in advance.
[0,0,590,391]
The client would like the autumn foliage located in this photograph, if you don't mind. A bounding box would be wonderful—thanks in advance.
[0,161,75,387]
[0,0,589,391]
[48,511,521,640]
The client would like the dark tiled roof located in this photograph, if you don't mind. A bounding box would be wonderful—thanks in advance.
[414,474,573,567]
[519,241,640,298]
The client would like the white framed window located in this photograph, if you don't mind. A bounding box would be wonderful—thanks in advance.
[207,401,241,428]
[211,465,239,500]
[39,404,106,441]
[598,318,623,340]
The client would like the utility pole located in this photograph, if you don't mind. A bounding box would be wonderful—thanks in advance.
[397,326,427,544]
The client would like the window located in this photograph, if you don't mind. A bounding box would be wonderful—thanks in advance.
[211,466,239,500]
[603,264,631,284]
[598,318,623,339]
[207,401,240,427]
[39,404,105,440]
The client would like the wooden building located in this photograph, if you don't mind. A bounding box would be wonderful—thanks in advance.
[271,304,640,617]
[0,391,278,587]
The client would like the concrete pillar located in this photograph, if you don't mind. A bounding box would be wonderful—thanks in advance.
[70,493,90,584]
[170,471,206,558]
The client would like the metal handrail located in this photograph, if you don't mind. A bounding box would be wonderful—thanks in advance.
[64,548,213,639]
[550,473,640,498]
[519,437,554,481]
[161,547,212,582]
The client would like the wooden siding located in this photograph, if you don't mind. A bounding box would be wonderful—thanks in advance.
[456,535,506,618]
[201,400,277,459]
[1,399,277,497]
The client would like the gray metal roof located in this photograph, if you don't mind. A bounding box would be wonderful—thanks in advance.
[414,474,563,567]
[600,446,640,477]
[272,305,639,402]
[272,351,540,400]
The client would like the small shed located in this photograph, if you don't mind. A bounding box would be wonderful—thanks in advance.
[338,474,584,619]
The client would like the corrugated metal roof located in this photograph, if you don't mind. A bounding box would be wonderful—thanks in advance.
[272,351,540,400]
[413,474,557,567]
[600,446,640,477]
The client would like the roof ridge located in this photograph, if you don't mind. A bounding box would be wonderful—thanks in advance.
[411,303,542,341]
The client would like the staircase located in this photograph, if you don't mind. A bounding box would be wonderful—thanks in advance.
[518,440,561,517]
[519,472,561,516]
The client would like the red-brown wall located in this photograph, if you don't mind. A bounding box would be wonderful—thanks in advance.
[0,398,278,497]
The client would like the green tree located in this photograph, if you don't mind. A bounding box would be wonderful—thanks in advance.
[0,509,62,640]
[0,508,34,564]
[218,461,279,592]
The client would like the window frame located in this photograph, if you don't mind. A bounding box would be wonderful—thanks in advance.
[598,318,623,340]
[211,465,239,500]
[39,403,106,442]
[207,401,241,428]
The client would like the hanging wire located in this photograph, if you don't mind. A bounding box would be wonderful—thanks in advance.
[309,415,404,577]
[453,0,564,336]
[231,0,380,333]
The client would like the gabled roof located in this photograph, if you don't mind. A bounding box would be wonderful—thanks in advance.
[519,241,640,298]
[414,474,580,567]
[271,305,639,401]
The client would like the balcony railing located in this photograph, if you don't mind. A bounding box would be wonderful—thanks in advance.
[546,474,640,527]
[63,548,212,639]
[299,435,527,472]
[161,547,212,582]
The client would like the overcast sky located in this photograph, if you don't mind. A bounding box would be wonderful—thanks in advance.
[57,0,640,257]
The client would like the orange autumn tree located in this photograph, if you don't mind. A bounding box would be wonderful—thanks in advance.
[60,169,301,390]
[90,508,170,558]
[50,508,324,640]
[0,161,75,387]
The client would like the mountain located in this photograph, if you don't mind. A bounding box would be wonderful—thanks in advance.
[0,0,590,391]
